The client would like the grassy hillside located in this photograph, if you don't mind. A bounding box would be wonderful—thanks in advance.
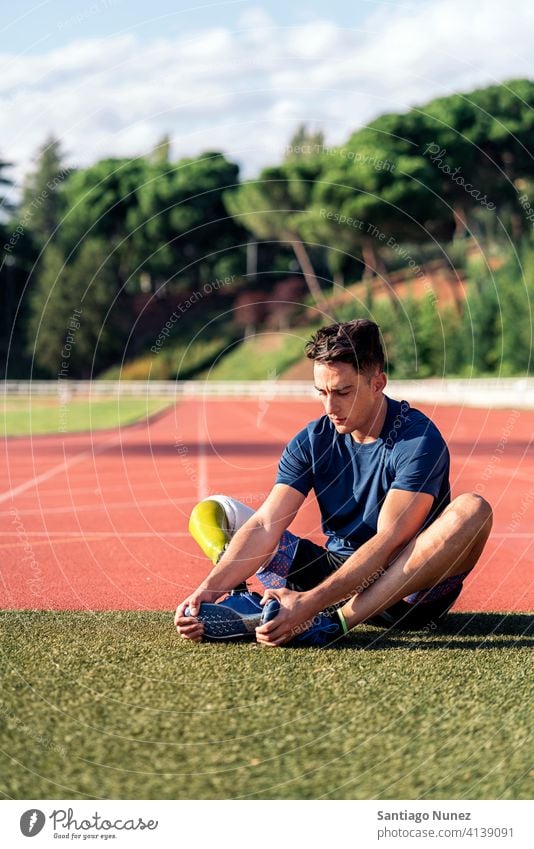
[199,329,318,380]
[97,240,533,382]
[100,319,239,381]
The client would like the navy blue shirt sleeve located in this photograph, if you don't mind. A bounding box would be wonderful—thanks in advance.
[275,427,313,496]
[390,425,449,498]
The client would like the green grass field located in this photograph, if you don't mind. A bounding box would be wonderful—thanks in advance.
[1,611,532,800]
[0,396,174,436]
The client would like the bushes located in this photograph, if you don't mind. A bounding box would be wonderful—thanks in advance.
[367,240,534,378]
[493,247,534,375]
[101,239,534,381]
[361,297,459,379]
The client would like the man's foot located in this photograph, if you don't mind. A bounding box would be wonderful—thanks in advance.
[185,591,263,641]
[260,600,346,647]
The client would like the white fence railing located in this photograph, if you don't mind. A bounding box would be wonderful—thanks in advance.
[2,378,534,408]
[387,378,534,410]
[2,380,313,398]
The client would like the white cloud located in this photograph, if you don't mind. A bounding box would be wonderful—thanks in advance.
[236,6,275,32]
[1,0,533,190]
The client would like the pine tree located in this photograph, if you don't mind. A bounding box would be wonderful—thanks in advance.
[20,136,70,248]
[27,239,132,377]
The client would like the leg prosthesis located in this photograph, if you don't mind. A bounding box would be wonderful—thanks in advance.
[188,495,254,565]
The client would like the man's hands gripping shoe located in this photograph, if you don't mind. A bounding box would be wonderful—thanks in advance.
[256,588,315,647]
[257,588,346,648]
[174,588,219,641]
[175,589,266,642]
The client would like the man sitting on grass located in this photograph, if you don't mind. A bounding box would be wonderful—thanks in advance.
[174,319,492,647]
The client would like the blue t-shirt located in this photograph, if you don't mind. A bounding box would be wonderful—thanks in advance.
[276,396,450,557]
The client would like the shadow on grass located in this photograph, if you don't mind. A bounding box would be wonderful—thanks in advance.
[345,612,534,651]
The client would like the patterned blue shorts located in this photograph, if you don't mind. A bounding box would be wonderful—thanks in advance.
[256,533,468,629]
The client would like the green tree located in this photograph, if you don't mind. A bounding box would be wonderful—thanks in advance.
[450,241,534,376]
[150,133,172,164]
[28,239,132,377]
[19,136,70,248]
[59,152,244,294]
[134,151,244,291]
[302,120,453,305]
[468,80,534,239]
[458,261,501,375]
[0,155,18,375]
[59,157,150,283]
[285,124,325,161]
[416,80,534,238]
[224,157,326,305]
[487,245,534,375]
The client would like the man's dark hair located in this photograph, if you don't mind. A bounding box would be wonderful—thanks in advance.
[305,319,385,374]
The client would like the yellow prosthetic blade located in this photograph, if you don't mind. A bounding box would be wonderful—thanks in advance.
[188,499,229,565]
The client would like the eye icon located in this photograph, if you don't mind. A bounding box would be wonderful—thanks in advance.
[20,810,46,837]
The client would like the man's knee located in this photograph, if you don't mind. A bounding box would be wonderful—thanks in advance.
[449,492,493,534]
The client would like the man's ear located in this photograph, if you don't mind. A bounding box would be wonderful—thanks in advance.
[372,371,387,393]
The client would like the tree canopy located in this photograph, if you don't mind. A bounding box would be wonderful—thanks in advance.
[2,77,534,379]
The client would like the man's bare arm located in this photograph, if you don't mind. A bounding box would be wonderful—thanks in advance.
[197,484,305,598]
[174,484,305,636]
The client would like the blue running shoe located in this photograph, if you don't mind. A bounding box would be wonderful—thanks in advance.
[185,591,263,641]
[260,598,281,623]
[292,612,344,647]
[260,599,344,647]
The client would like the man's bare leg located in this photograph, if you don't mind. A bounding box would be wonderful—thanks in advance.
[340,493,493,628]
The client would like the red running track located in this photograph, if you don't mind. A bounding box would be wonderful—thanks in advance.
[1,398,533,612]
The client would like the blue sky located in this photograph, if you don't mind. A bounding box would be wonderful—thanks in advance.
[1,0,532,187]
[2,0,425,54]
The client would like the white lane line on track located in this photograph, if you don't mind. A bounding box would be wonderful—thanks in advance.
[0,437,120,505]
[1,473,265,501]
[0,531,191,537]
[490,533,534,538]
[237,405,291,443]
[1,533,533,550]
[0,532,192,549]
[0,489,265,517]
[0,497,189,517]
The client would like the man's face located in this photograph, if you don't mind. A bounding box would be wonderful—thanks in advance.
[313,360,386,436]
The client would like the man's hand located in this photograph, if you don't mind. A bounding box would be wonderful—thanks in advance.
[255,587,314,647]
[174,588,218,642]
